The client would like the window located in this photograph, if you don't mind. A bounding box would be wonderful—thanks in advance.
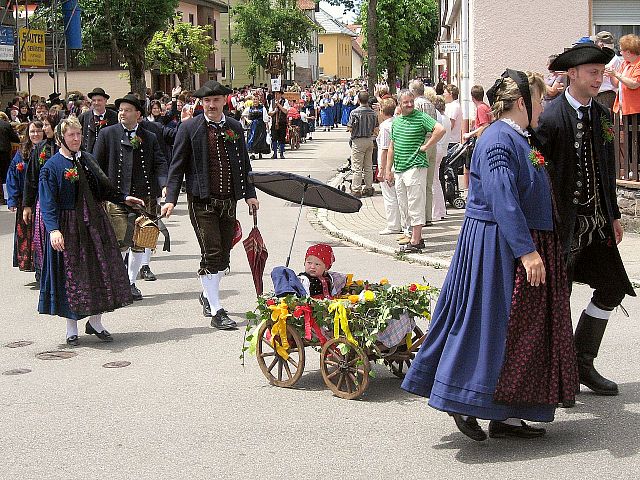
[221,58,226,79]
[212,19,217,41]
[319,66,324,74]
[318,43,324,54]
[189,13,194,25]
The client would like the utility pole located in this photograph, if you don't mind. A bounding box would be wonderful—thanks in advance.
[227,0,232,88]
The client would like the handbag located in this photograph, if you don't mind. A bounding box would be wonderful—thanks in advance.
[132,215,160,249]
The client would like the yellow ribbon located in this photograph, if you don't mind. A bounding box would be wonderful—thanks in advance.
[329,301,358,346]
[405,332,413,350]
[268,301,290,360]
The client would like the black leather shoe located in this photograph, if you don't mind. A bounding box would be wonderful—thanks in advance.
[199,292,212,317]
[85,322,113,342]
[488,420,546,439]
[130,283,143,301]
[66,335,79,346]
[139,265,157,281]
[211,309,237,330]
[451,413,487,441]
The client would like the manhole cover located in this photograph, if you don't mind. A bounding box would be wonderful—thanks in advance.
[3,368,32,375]
[102,361,131,369]
[36,351,78,360]
[4,341,34,348]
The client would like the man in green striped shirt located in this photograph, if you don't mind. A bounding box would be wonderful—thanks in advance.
[386,90,445,252]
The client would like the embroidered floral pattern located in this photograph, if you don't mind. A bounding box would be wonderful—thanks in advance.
[130,136,142,149]
[223,128,239,142]
[38,146,47,165]
[601,116,615,143]
[529,148,546,169]
[64,167,79,182]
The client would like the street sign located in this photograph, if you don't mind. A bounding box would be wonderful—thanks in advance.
[0,26,14,61]
[439,42,460,54]
[19,28,46,67]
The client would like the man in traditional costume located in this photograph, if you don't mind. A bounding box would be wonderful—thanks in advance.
[536,44,636,397]
[78,87,118,154]
[93,95,167,301]
[161,80,259,330]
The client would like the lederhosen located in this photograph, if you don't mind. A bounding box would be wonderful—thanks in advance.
[188,122,236,275]
[567,106,623,309]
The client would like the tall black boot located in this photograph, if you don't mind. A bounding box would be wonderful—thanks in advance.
[574,311,619,395]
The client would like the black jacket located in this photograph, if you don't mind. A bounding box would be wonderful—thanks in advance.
[78,108,118,153]
[165,115,256,205]
[23,138,58,208]
[93,123,168,198]
[535,93,634,297]
[0,119,19,152]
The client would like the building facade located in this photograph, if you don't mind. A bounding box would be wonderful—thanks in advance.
[317,7,356,79]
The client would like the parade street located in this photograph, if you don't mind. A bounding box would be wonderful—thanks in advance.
[1,127,639,479]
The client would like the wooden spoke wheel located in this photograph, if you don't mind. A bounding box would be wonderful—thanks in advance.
[320,337,370,400]
[384,325,424,378]
[256,322,305,388]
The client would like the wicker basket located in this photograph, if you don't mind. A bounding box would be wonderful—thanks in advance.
[132,216,160,249]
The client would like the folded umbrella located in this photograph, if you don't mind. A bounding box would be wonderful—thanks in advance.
[243,207,268,296]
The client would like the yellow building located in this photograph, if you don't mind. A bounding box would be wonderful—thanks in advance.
[316,8,357,79]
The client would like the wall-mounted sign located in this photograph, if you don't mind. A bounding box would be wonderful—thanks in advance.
[0,26,15,61]
[439,42,460,54]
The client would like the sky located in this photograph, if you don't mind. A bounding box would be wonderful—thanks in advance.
[319,1,358,24]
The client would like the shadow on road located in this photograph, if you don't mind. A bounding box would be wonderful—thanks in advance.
[432,381,640,460]
[81,326,217,353]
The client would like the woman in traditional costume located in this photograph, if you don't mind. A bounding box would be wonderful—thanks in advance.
[6,120,43,271]
[38,117,144,345]
[402,70,578,441]
[244,94,271,160]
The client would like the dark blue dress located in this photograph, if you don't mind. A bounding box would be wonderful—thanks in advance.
[38,151,132,319]
[402,121,557,422]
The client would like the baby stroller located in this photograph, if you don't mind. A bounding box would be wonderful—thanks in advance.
[440,137,475,209]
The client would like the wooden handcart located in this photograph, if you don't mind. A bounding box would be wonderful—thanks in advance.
[255,319,427,400]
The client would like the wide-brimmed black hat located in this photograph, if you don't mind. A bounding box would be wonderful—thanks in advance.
[48,92,61,101]
[114,94,144,113]
[193,80,232,98]
[549,44,615,71]
[87,87,110,99]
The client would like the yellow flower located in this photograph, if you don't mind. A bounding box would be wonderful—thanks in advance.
[345,273,354,286]
[355,280,364,286]
[363,290,375,302]
[348,295,360,304]
[417,284,429,291]
[380,278,389,285]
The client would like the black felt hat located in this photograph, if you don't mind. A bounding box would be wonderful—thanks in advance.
[48,92,61,102]
[549,44,615,71]
[114,94,144,113]
[87,87,110,99]
[193,80,232,98]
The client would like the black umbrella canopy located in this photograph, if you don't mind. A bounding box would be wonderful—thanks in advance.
[249,171,362,214]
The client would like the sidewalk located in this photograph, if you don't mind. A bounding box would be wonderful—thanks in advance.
[316,181,640,287]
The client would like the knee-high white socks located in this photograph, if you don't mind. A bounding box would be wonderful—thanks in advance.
[585,301,612,320]
[127,251,145,285]
[66,319,78,338]
[200,272,223,314]
[88,314,105,332]
[141,248,152,267]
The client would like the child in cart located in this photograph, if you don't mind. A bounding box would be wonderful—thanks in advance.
[298,244,347,299]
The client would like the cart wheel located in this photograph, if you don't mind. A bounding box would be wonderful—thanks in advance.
[320,337,369,399]
[256,322,305,387]
[453,197,466,209]
[384,325,424,378]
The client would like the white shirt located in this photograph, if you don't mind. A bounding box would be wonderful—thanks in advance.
[600,54,624,93]
[565,88,592,119]
[436,111,452,156]
[445,100,462,143]
[376,117,393,165]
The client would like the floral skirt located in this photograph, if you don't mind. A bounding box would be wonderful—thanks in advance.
[32,200,46,272]
[38,203,133,319]
[13,199,35,271]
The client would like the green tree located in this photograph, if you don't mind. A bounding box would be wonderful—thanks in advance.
[360,0,438,93]
[78,0,179,98]
[232,0,319,80]
[146,17,215,91]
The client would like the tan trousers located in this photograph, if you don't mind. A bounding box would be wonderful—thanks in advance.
[350,137,374,193]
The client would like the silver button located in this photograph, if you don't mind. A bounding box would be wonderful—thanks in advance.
[577,132,583,138]
[577,123,583,130]
[573,198,579,205]
[576,181,583,187]
[575,142,580,148]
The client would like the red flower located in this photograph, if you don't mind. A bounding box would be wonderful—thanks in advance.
[64,167,79,182]
[528,148,546,169]
[266,299,276,306]
[16,162,25,172]
[409,284,418,292]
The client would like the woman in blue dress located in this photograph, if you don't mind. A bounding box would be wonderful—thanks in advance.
[319,93,334,132]
[244,95,271,160]
[402,70,577,441]
[38,117,144,346]
[6,120,43,271]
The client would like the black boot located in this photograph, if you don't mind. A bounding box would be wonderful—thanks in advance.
[574,311,619,395]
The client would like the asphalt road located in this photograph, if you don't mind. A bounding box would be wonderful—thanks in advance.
[1,127,639,479]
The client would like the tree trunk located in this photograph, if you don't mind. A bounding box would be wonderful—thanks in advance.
[127,53,147,100]
[366,0,377,95]
[387,61,397,95]
[177,72,194,91]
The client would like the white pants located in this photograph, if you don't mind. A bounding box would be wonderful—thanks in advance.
[395,167,427,228]
[380,181,401,231]
[432,151,447,220]
[424,145,437,222]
